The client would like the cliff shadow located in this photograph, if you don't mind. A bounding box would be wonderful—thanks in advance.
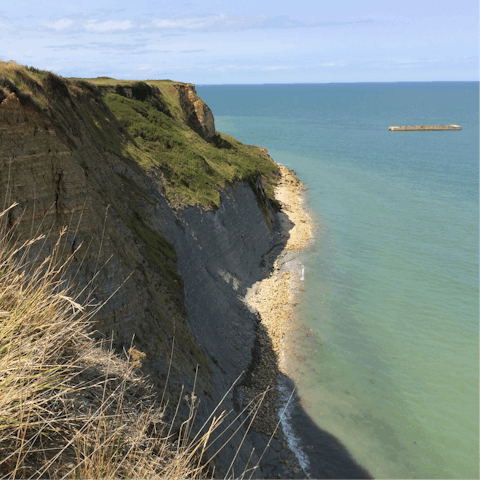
[281,373,373,479]
[232,205,373,479]
[235,317,372,479]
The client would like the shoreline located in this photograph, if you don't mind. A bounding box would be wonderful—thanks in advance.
[242,160,315,477]
[248,162,314,374]
[242,160,373,480]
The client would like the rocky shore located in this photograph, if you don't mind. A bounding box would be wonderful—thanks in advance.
[240,162,315,478]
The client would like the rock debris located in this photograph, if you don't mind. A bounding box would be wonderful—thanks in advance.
[242,163,314,436]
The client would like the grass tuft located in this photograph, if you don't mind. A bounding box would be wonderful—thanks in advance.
[0,206,281,478]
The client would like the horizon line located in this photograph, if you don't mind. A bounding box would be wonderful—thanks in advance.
[194,80,479,86]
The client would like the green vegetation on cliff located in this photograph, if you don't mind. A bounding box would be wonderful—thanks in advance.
[0,61,280,210]
[102,90,279,209]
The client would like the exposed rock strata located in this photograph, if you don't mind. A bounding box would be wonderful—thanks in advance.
[175,83,216,140]
[0,82,306,478]
[0,92,89,230]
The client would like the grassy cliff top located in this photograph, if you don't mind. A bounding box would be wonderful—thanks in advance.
[0,61,280,210]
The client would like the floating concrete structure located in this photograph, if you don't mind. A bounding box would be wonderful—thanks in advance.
[389,125,461,131]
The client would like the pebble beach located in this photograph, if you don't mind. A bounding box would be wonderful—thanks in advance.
[240,161,314,473]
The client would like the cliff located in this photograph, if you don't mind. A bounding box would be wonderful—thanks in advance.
[0,62,304,478]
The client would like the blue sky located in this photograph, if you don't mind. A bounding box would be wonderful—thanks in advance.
[0,0,477,83]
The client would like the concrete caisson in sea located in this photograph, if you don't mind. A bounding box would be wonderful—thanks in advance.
[389,125,461,131]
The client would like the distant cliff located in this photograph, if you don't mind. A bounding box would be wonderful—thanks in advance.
[0,62,303,478]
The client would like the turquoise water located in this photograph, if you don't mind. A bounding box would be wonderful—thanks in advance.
[196,83,479,479]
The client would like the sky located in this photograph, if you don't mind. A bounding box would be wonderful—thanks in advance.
[0,0,478,84]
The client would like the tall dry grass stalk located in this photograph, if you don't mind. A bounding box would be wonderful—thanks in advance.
[0,204,281,479]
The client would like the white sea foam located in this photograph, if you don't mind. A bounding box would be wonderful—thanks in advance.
[277,375,311,477]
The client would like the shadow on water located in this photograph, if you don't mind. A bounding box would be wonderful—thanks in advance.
[275,214,372,478]
[282,374,373,479]
[265,208,372,478]
[236,207,373,479]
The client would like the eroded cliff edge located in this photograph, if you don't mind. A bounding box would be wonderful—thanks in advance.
[0,65,303,478]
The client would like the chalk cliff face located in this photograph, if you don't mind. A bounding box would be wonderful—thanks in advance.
[0,71,302,477]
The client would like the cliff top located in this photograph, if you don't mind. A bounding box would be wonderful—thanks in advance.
[0,60,280,210]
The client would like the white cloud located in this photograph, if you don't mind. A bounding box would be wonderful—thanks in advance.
[148,14,374,33]
[150,14,265,32]
[320,61,347,67]
[41,19,73,30]
[211,64,291,72]
[84,20,133,32]
[137,64,153,71]
[0,16,16,32]
[261,66,291,71]
[152,16,222,30]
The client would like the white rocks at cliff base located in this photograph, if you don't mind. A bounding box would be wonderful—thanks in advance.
[242,162,314,452]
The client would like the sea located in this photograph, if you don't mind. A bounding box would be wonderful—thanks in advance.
[196,82,479,479]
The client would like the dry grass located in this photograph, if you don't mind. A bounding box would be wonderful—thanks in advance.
[0,204,280,479]
[0,60,23,73]
[0,60,50,112]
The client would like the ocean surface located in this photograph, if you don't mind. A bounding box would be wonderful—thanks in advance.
[196,82,479,479]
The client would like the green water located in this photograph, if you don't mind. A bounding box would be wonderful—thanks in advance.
[197,82,479,478]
